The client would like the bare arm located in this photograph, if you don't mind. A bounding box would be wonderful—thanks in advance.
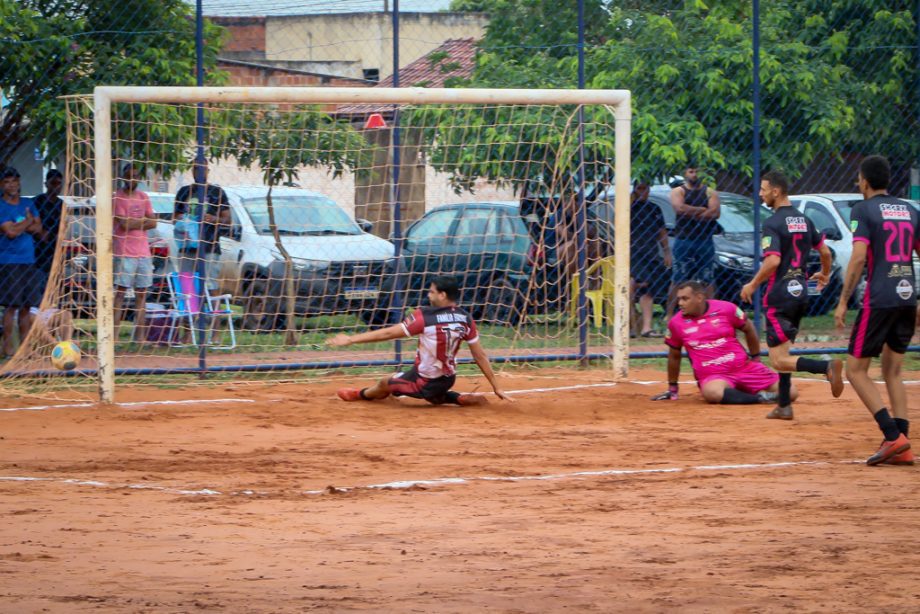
[811,242,833,289]
[658,227,672,267]
[698,188,721,220]
[326,323,408,347]
[835,241,867,327]
[1,216,33,239]
[468,340,513,401]
[741,319,761,358]
[667,345,682,383]
[670,186,699,217]
[740,254,780,302]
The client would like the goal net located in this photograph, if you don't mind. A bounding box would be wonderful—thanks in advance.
[0,87,631,402]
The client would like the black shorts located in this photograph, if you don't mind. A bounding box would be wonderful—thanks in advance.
[631,258,670,303]
[388,367,458,405]
[0,264,45,307]
[848,306,916,358]
[764,302,807,348]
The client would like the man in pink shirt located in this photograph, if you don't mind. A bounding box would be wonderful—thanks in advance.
[653,280,796,404]
[112,164,156,342]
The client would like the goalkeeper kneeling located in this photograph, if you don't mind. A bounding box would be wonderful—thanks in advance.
[652,281,796,406]
[327,275,513,406]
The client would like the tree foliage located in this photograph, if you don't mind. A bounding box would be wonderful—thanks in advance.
[0,0,225,167]
[432,0,919,189]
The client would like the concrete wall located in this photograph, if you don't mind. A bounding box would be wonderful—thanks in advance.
[265,12,487,80]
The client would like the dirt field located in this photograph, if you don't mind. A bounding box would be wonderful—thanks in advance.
[1,367,919,612]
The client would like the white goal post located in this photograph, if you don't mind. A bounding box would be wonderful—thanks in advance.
[93,86,631,402]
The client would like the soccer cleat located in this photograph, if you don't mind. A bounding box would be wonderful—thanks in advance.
[457,393,489,406]
[756,390,778,404]
[827,359,844,398]
[866,434,910,466]
[336,388,364,402]
[883,448,916,466]
[765,405,794,420]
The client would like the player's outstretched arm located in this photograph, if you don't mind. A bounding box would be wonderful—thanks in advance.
[326,323,408,347]
[740,254,780,303]
[468,341,513,402]
[652,346,682,401]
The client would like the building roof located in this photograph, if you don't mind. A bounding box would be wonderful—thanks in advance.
[336,37,477,118]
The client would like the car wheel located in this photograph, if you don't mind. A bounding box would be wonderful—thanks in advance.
[480,278,524,326]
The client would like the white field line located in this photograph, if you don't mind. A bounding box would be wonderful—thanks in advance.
[0,459,863,498]
[0,398,257,412]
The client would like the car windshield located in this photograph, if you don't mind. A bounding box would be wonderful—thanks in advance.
[241,195,360,236]
[148,194,174,216]
[719,195,771,233]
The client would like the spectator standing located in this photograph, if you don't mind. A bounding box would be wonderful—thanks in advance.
[172,158,231,291]
[669,165,721,309]
[0,167,44,357]
[630,181,671,336]
[33,169,64,278]
[112,164,156,343]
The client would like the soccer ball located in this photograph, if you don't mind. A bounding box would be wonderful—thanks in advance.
[51,341,81,371]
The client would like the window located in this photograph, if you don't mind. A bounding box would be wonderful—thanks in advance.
[803,203,839,235]
[407,208,458,245]
[455,208,498,239]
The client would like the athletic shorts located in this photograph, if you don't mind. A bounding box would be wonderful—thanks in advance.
[114,256,153,289]
[698,360,779,394]
[0,264,44,307]
[848,306,916,358]
[764,302,807,348]
[388,367,457,405]
[632,258,670,303]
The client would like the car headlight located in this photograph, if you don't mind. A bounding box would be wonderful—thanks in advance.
[289,257,330,272]
[715,252,754,270]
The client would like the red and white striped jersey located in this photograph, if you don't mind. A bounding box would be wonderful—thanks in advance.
[400,305,479,378]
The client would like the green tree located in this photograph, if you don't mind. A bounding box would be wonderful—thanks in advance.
[424,0,919,189]
[0,0,225,168]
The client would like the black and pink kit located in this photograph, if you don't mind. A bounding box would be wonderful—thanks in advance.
[760,207,824,347]
[848,195,920,358]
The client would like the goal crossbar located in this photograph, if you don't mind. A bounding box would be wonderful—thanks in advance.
[92,86,632,402]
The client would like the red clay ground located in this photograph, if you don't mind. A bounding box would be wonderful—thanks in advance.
[1,367,919,612]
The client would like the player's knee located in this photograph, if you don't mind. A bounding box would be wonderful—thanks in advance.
[701,388,722,403]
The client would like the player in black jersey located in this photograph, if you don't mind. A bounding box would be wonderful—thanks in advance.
[741,171,843,420]
[834,156,917,465]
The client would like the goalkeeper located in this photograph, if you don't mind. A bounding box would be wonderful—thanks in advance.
[652,281,796,404]
[327,276,513,406]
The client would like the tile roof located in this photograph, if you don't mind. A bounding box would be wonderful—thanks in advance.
[336,38,477,117]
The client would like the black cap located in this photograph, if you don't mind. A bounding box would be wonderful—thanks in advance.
[0,167,21,179]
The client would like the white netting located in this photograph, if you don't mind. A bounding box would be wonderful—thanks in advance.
[0,90,630,399]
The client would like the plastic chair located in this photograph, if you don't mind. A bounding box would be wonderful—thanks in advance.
[569,256,616,327]
[167,271,237,349]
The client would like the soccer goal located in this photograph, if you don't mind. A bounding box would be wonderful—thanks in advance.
[1,87,631,402]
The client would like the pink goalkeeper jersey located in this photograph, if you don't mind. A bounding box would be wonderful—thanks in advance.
[665,300,750,379]
[113,189,153,258]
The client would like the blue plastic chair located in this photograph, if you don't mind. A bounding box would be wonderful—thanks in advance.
[166,271,236,349]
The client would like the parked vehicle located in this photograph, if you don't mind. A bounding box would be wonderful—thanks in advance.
[60,196,171,317]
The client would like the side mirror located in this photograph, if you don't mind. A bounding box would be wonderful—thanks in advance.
[230,225,242,241]
[357,218,374,233]
[823,226,843,241]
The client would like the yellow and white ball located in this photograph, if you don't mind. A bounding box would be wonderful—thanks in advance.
[51,341,81,371]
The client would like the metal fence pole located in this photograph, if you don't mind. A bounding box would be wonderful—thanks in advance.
[194,0,208,375]
[575,0,589,363]
[752,0,763,331]
[391,0,403,364]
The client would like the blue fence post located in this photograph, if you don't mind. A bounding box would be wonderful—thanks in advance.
[752,0,763,331]
[575,0,589,364]
[390,0,403,365]
[194,0,208,376]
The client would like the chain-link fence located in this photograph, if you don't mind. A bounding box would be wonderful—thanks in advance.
[2,0,919,395]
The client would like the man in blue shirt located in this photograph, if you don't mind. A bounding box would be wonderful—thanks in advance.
[0,167,44,357]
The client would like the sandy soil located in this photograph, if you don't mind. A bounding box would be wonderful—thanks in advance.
[1,367,919,612]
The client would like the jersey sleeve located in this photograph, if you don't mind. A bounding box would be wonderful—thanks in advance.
[728,303,747,329]
[664,317,682,349]
[761,220,782,258]
[464,318,480,344]
[851,204,871,245]
[400,308,425,337]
